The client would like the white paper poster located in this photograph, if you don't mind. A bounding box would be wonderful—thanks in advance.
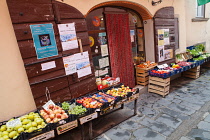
[158,45,165,62]
[74,51,92,78]
[95,68,109,77]
[164,29,170,45]
[101,45,109,57]
[63,55,76,75]
[41,61,56,71]
[58,23,78,51]
[99,57,109,69]
[158,29,164,46]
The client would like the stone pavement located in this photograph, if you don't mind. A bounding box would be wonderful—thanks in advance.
[96,67,210,140]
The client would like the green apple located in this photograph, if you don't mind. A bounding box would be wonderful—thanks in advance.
[0,125,7,132]
[3,135,9,139]
[28,127,34,133]
[35,119,42,125]
[37,125,42,129]
[6,127,13,133]
[14,124,22,131]
[22,119,30,125]
[31,122,37,127]
[27,115,34,121]
[8,118,14,122]
[25,123,32,130]
[2,131,8,136]
[17,127,24,133]
[8,131,17,139]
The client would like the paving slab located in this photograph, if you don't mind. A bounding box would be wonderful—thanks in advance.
[118,120,143,131]
[179,101,202,111]
[197,121,210,131]
[138,106,160,119]
[204,114,210,123]
[160,108,190,120]
[104,127,132,140]
[156,114,182,129]
[179,136,192,140]
[187,128,210,140]
[133,128,166,140]
[168,103,196,115]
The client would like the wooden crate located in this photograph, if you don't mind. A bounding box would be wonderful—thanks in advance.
[182,66,200,79]
[135,66,156,86]
[56,120,78,135]
[148,76,170,97]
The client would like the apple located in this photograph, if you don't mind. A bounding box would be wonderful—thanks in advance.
[8,131,17,139]
[2,131,8,136]
[35,119,42,125]
[57,109,61,114]
[25,123,32,130]
[3,135,9,140]
[49,114,55,119]
[43,115,49,120]
[0,137,4,140]
[45,118,51,123]
[48,104,54,110]
[53,110,58,114]
[61,110,65,114]
[6,127,13,133]
[56,114,61,118]
[14,124,22,131]
[17,127,24,133]
[22,119,30,125]
[31,122,37,127]
[27,114,34,121]
[0,125,7,131]
[53,118,58,123]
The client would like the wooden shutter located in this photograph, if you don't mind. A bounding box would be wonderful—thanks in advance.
[7,0,97,108]
[154,7,178,64]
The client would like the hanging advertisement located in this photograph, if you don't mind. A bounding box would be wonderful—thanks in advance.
[164,49,173,60]
[63,55,76,75]
[58,23,78,51]
[74,51,92,78]
[98,32,107,45]
[30,24,58,59]
[158,45,165,62]
[158,29,164,46]
[164,29,170,45]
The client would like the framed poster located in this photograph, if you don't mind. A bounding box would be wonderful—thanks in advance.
[158,45,165,62]
[164,49,173,60]
[30,24,58,59]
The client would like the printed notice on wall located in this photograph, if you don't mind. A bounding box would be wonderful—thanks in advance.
[130,30,135,42]
[164,29,170,45]
[164,49,173,60]
[58,23,78,51]
[41,61,56,71]
[101,45,109,57]
[158,45,165,62]
[30,24,58,59]
[63,55,76,75]
[99,57,109,69]
[158,29,164,46]
[74,51,92,78]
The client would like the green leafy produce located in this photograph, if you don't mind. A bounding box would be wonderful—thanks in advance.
[61,102,70,110]
[195,44,205,53]
[193,56,204,61]
[187,49,199,56]
[68,104,87,115]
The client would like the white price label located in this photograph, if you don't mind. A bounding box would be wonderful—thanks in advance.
[42,100,55,110]
[41,61,56,71]
[6,118,21,127]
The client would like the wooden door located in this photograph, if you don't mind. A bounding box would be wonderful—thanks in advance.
[154,7,178,64]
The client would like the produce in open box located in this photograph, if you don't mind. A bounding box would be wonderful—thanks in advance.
[0,112,46,140]
[90,92,115,103]
[39,104,68,124]
[106,85,135,97]
[61,102,87,116]
[76,97,103,109]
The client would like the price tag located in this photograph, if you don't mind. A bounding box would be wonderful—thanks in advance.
[157,65,164,69]
[6,118,21,127]
[162,64,168,68]
[42,100,55,110]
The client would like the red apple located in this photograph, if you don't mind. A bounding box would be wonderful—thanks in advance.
[56,114,61,118]
[43,115,49,119]
[50,114,55,119]
[61,110,65,114]
[48,104,54,110]
[46,118,51,123]
[53,118,58,123]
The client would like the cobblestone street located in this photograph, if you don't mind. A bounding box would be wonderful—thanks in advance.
[96,67,210,140]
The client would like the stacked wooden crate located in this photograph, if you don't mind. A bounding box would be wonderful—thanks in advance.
[135,67,155,86]
[148,76,170,97]
[182,66,200,79]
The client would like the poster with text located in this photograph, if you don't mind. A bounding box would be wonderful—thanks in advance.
[130,30,135,42]
[164,49,173,60]
[63,55,76,75]
[99,57,109,69]
[74,51,92,78]
[98,32,107,45]
[58,23,78,51]
[101,44,109,57]
[164,29,170,45]
[158,29,164,46]
[158,45,165,62]
[30,24,58,59]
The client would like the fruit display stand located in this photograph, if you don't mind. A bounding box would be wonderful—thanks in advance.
[182,66,200,79]
[135,65,157,86]
[148,76,170,97]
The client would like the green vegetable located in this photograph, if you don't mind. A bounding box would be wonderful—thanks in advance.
[61,102,70,110]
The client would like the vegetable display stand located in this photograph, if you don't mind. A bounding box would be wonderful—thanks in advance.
[148,76,170,97]
[135,66,156,86]
[182,66,200,79]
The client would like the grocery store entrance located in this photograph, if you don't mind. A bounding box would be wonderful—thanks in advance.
[86,4,152,87]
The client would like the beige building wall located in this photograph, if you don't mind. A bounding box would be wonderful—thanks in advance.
[0,0,36,122]
[185,0,210,52]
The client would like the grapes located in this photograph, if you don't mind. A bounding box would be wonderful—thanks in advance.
[68,104,87,115]
[61,102,70,110]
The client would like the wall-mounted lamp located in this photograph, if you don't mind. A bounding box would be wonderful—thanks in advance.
[152,0,162,6]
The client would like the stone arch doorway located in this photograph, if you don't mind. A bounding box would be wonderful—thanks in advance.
[86,2,152,87]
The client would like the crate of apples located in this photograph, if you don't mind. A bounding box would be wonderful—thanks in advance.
[39,104,68,124]
[76,97,103,108]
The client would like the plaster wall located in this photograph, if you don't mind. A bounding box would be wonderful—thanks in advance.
[185,0,210,52]
[0,0,36,121]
